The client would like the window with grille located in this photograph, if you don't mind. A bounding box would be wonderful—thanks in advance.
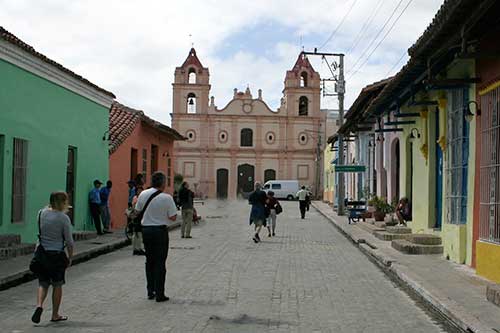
[240,128,253,147]
[479,85,500,244]
[11,138,28,223]
[446,88,469,225]
[151,144,158,174]
[142,148,147,182]
[167,154,172,187]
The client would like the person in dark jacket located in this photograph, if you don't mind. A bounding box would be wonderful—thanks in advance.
[178,182,195,238]
[88,180,103,235]
[248,182,267,243]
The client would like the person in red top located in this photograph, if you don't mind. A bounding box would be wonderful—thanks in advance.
[266,191,280,237]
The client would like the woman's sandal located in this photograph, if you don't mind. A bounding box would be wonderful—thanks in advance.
[31,307,43,324]
[50,316,68,322]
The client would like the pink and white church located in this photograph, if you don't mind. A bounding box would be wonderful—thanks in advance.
[171,48,327,199]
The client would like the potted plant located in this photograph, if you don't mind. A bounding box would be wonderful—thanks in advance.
[368,196,392,221]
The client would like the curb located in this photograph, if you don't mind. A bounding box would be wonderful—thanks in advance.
[0,222,181,291]
[312,202,494,333]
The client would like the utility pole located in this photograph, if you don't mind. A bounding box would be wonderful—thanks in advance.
[302,50,346,215]
[315,133,322,199]
[337,54,346,215]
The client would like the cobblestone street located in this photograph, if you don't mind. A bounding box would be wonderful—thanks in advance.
[0,201,447,332]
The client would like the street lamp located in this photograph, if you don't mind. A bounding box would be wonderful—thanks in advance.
[409,128,421,140]
[464,101,481,122]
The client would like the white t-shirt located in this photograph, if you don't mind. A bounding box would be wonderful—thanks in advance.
[296,189,308,201]
[135,188,178,226]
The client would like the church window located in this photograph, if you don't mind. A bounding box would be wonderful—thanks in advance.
[186,130,196,142]
[187,93,197,113]
[299,96,308,116]
[299,133,308,145]
[240,128,253,147]
[300,72,308,87]
[188,68,197,84]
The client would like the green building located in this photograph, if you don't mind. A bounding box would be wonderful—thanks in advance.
[0,27,115,243]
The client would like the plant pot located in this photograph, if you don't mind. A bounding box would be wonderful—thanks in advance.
[361,211,372,219]
[373,211,386,221]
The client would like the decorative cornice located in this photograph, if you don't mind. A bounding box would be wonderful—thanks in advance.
[0,39,114,107]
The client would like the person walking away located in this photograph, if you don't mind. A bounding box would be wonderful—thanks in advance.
[396,197,412,226]
[296,186,308,219]
[249,182,267,243]
[178,182,194,238]
[31,192,74,324]
[89,180,103,235]
[130,187,146,255]
[305,187,312,211]
[99,180,113,233]
[135,172,177,302]
[266,191,279,237]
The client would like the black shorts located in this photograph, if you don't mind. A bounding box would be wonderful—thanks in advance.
[38,251,68,288]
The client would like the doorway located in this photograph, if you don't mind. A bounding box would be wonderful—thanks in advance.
[391,138,400,202]
[217,169,229,199]
[436,113,443,229]
[66,147,76,224]
[237,164,255,198]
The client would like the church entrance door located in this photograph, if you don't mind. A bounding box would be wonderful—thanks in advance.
[216,168,228,199]
[237,164,255,198]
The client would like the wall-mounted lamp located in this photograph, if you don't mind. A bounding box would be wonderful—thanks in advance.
[409,128,421,140]
[102,130,111,141]
[464,101,481,122]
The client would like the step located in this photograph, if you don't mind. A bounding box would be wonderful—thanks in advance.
[374,222,387,228]
[0,243,36,260]
[72,231,98,242]
[405,234,442,245]
[385,226,412,234]
[357,221,385,234]
[374,231,408,241]
[391,239,443,255]
[0,234,21,247]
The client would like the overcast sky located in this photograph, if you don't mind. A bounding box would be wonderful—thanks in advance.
[1,0,443,125]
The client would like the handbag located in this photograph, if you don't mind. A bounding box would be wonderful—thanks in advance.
[275,203,283,215]
[29,211,47,275]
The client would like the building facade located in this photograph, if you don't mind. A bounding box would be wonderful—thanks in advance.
[172,49,327,199]
[0,27,115,242]
[108,102,184,229]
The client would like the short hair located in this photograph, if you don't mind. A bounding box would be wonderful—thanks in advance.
[255,182,262,190]
[106,180,112,187]
[152,171,166,188]
[301,185,306,189]
[50,191,68,211]
[268,191,275,197]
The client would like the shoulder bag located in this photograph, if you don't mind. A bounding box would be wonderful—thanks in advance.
[29,211,47,275]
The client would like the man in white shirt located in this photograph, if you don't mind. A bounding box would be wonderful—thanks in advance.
[296,186,308,219]
[135,172,177,302]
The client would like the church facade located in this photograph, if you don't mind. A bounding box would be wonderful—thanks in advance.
[171,48,327,199]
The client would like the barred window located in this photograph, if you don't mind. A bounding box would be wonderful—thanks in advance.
[479,85,500,244]
[12,138,28,223]
[446,88,469,225]
[240,128,253,147]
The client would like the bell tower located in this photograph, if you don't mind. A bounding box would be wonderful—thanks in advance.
[172,48,210,115]
[282,52,321,117]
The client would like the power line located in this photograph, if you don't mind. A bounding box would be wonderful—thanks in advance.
[346,0,385,54]
[318,0,359,50]
[349,0,414,78]
[346,0,405,75]
[385,50,407,77]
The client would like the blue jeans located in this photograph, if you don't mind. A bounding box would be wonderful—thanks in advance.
[99,205,111,231]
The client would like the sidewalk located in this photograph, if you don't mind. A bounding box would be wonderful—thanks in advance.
[312,201,500,333]
[0,220,180,291]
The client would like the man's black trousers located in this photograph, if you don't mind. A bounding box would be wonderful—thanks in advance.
[142,226,169,299]
[299,200,307,219]
[89,203,103,234]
